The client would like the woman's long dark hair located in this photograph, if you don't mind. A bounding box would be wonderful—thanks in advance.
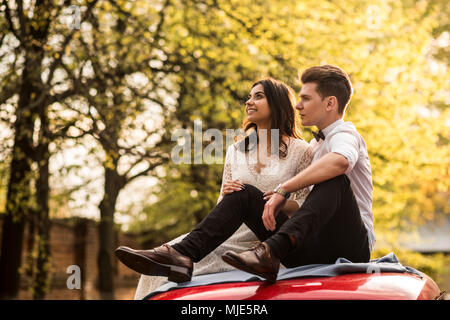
[238,77,302,158]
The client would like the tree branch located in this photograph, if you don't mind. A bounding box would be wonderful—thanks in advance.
[2,0,23,42]
[16,0,28,40]
[44,0,100,87]
[125,157,169,184]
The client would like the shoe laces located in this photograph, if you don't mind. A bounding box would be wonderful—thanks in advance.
[252,243,269,258]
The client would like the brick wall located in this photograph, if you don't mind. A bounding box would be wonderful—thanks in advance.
[0,216,142,300]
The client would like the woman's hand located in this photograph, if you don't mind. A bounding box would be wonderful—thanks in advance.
[221,180,245,196]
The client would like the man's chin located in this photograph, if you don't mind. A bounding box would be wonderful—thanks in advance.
[300,121,311,127]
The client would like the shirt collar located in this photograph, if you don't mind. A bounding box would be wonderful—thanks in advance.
[322,118,344,138]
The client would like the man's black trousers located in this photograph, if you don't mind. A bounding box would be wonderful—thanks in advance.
[172,174,370,267]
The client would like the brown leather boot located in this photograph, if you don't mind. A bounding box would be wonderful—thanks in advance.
[221,242,280,283]
[115,244,193,283]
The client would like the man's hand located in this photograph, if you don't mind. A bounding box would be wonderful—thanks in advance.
[262,192,286,231]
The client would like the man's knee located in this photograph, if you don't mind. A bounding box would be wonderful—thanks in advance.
[327,174,349,185]
[314,174,350,190]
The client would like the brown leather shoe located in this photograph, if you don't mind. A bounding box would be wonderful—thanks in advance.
[115,244,193,283]
[221,242,280,283]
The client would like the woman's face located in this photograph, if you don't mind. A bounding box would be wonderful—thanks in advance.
[245,84,272,128]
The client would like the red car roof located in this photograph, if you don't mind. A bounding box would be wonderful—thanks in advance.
[149,272,441,300]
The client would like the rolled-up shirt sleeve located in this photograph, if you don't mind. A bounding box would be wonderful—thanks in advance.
[329,132,359,174]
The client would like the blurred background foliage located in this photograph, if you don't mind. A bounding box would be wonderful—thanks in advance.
[0,0,448,298]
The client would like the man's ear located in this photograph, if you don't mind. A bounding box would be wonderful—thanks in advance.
[326,96,338,112]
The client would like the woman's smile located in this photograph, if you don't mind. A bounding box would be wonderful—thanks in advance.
[247,108,257,115]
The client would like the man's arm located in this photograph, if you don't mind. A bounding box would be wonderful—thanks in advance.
[281,152,349,193]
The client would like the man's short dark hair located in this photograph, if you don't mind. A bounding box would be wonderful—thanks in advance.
[301,65,353,114]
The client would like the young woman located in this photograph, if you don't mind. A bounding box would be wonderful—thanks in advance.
[124,78,313,299]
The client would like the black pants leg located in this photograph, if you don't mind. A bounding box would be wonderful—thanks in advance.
[172,175,369,266]
[172,184,288,262]
[277,174,370,267]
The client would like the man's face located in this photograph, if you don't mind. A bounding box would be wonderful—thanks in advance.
[296,82,327,128]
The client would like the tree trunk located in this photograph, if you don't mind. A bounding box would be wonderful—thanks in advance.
[0,77,37,299]
[0,23,48,295]
[33,153,50,299]
[33,105,51,299]
[24,211,37,292]
[97,166,123,300]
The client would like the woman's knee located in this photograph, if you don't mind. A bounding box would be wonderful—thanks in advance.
[222,183,262,201]
[242,184,264,197]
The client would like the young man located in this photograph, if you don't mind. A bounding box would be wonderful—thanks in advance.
[116,65,374,283]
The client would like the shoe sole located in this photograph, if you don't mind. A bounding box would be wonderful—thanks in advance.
[115,247,191,283]
[221,253,277,283]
